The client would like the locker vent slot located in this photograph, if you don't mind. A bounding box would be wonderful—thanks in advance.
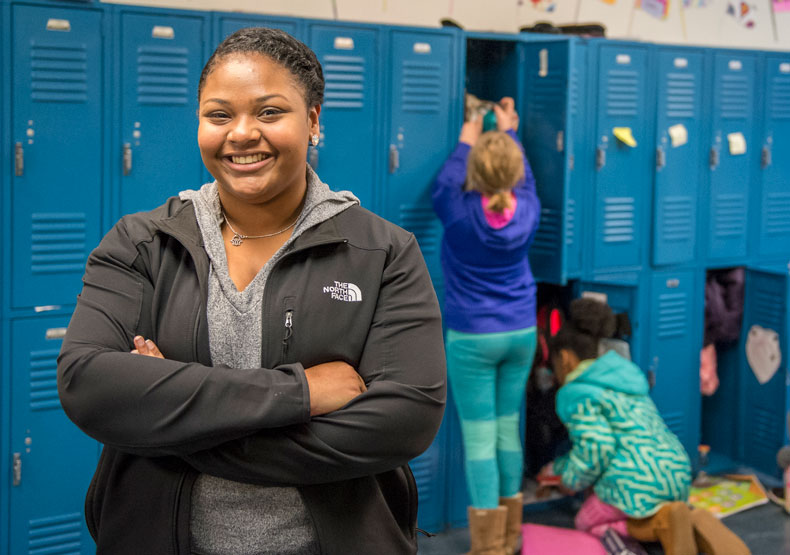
[750,405,780,458]
[137,45,189,105]
[661,196,694,242]
[605,69,639,117]
[399,205,441,257]
[31,213,87,274]
[769,75,790,120]
[532,207,561,253]
[602,197,635,243]
[30,41,88,103]
[720,74,750,119]
[753,286,785,333]
[30,348,61,411]
[565,198,577,246]
[765,192,790,235]
[322,54,365,109]
[657,292,688,339]
[661,412,684,441]
[29,512,82,552]
[570,65,581,117]
[665,72,697,118]
[527,71,564,112]
[712,193,746,239]
[400,61,441,113]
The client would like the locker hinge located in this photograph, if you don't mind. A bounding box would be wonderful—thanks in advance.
[123,143,132,176]
[761,145,772,169]
[14,142,24,176]
[12,453,21,487]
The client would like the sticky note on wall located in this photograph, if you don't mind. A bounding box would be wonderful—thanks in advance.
[668,124,688,147]
[728,132,747,155]
[613,127,637,147]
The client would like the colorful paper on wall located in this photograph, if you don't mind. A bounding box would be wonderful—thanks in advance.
[727,1,757,28]
[773,0,790,12]
[683,0,712,7]
[528,0,557,11]
[613,127,637,147]
[668,124,688,147]
[639,0,670,18]
[727,132,747,155]
[600,0,617,5]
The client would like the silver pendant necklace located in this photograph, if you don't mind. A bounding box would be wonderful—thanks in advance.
[222,211,298,247]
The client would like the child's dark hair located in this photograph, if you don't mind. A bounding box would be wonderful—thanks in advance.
[549,298,616,360]
[198,27,325,107]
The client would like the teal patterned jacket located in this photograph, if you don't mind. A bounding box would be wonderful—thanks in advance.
[553,351,692,518]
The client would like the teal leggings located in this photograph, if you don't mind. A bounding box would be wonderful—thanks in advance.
[446,326,537,509]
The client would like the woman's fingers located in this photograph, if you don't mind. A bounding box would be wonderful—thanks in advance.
[131,336,165,359]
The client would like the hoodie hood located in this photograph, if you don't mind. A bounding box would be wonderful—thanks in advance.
[556,351,649,421]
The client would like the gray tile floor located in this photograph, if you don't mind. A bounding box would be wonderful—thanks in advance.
[418,498,790,554]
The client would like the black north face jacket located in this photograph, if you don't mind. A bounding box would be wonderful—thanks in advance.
[57,196,446,555]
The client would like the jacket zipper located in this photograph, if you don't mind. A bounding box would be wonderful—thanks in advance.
[282,309,294,359]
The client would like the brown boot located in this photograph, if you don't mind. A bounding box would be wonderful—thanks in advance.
[499,493,524,555]
[627,502,696,555]
[466,506,508,555]
[690,507,751,555]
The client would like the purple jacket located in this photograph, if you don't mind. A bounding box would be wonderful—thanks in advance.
[431,130,540,333]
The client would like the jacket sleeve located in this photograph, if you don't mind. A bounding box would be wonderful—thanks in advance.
[552,398,616,492]
[182,234,447,485]
[57,218,312,455]
[431,142,472,226]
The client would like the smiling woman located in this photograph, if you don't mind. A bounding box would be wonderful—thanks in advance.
[57,27,446,555]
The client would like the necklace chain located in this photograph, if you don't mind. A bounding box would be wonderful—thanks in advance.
[222,211,298,247]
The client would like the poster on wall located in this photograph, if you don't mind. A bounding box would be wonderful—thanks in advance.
[774,0,790,12]
[727,1,758,28]
[639,0,670,18]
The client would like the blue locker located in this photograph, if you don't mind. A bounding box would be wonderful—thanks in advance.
[115,7,207,217]
[644,269,703,460]
[9,316,98,555]
[213,12,303,47]
[10,3,105,309]
[755,54,790,262]
[736,267,790,476]
[703,51,757,265]
[383,27,459,290]
[1,1,9,549]
[306,22,381,213]
[523,37,592,285]
[464,33,525,110]
[652,47,705,268]
[590,42,653,279]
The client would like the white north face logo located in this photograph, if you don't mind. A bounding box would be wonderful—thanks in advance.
[323,281,362,302]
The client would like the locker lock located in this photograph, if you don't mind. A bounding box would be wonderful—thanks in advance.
[123,143,133,176]
[595,146,606,171]
[12,453,21,487]
[655,146,666,171]
[709,147,720,170]
[762,145,772,169]
[14,143,24,176]
[389,145,400,174]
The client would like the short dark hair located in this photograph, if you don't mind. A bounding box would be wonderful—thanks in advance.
[198,27,324,107]
[549,298,616,361]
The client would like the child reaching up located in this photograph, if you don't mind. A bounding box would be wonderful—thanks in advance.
[541,297,750,555]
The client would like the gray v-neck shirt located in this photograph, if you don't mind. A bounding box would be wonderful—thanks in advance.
[179,169,357,555]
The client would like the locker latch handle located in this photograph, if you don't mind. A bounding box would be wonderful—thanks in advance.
[656,145,666,171]
[123,143,132,176]
[12,453,21,487]
[308,146,319,170]
[709,147,719,170]
[14,142,24,176]
[389,145,400,174]
[595,146,606,171]
[762,145,772,169]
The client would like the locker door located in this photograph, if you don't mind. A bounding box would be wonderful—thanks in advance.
[384,29,457,288]
[652,49,704,267]
[9,316,97,555]
[646,270,701,459]
[757,55,790,260]
[592,44,651,275]
[705,52,756,263]
[11,5,104,309]
[118,11,205,217]
[739,269,789,476]
[215,14,302,47]
[308,24,380,212]
[524,40,573,285]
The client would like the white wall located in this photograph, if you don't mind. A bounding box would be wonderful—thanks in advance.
[99,0,790,49]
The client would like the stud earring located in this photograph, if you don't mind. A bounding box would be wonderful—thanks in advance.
[310,134,319,146]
